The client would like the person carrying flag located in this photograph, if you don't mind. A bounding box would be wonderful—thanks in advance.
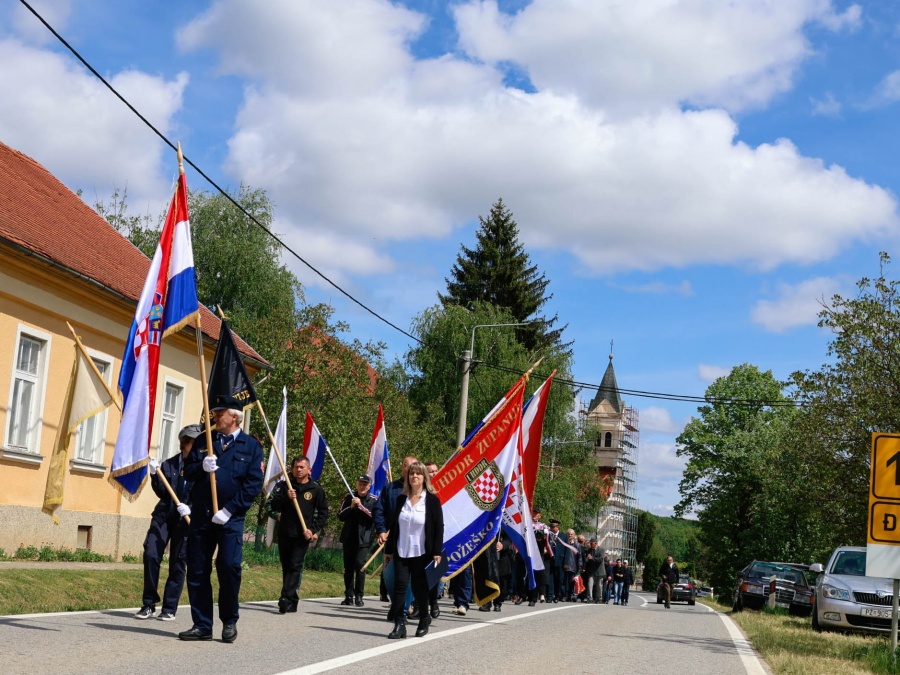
[270,455,329,614]
[338,474,376,607]
[135,423,201,621]
[179,396,264,643]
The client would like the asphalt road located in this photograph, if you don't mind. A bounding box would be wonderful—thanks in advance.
[1,591,766,675]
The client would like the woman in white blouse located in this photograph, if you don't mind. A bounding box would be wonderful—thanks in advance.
[384,461,444,639]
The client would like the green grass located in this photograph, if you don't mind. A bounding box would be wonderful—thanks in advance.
[0,565,380,616]
[702,597,900,674]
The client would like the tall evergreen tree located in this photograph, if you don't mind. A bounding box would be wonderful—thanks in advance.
[439,199,568,353]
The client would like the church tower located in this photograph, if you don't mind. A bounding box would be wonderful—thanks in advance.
[585,350,639,563]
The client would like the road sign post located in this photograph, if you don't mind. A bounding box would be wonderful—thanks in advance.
[867,433,900,661]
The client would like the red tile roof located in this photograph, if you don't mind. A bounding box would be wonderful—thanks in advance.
[0,141,268,367]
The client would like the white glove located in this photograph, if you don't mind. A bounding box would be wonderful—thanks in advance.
[148,457,160,475]
[202,456,218,473]
[212,508,232,525]
[176,503,191,517]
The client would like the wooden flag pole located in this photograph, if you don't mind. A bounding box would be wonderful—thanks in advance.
[361,542,384,572]
[196,314,219,514]
[67,322,190,523]
[368,561,384,579]
[255,399,309,533]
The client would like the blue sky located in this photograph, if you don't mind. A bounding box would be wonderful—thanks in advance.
[2,0,898,516]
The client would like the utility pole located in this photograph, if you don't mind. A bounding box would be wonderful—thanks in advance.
[455,349,471,447]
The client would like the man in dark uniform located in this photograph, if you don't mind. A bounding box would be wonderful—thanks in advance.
[178,396,264,643]
[270,455,329,613]
[338,474,377,606]
[135,424,200,620]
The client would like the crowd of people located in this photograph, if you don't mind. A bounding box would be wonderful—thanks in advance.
[135,417,651,643]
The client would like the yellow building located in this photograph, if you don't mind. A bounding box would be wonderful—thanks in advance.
[0,141,268,559]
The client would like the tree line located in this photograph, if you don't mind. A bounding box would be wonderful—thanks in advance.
[96,188,608,540]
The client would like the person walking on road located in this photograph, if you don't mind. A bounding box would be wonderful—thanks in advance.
[613,558,625,605]
[659,555,679,609]
[338,474,377,607]
[621,560,634,606]
[136,424,201,621]
[270,455,329,614]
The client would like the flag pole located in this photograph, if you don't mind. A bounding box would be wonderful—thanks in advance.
[255,399,308,532]
[324,444,354,497]
[180,144,219,515]
[368,561,384,579]
[361,543,384,572]
[67,321,190,523]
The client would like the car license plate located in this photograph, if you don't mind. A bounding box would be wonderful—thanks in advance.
[862,608,893,619]
[775,602,789,609]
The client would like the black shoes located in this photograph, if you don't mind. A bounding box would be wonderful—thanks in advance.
[478,604,492,612]
[286,603,298,613]
[340,596,353,606]
[430,603,440,619]
[514,597,524,605]
[178,627,212,641]
[135,605,155,620]
[415,616,431,638]
[355,595,364,607]
[408,606,420,619]
[222,623,237,643]
[528,600,536,607]
[278,598,288,614]
[380,594,389,602]
[388,619,407,639]
[493,604,501,612]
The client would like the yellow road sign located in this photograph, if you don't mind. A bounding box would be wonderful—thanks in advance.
[869,434,900,546]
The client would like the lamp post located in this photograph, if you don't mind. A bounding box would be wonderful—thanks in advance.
[455,321,535,447]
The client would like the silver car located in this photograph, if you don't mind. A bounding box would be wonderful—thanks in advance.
[811,545,895,633]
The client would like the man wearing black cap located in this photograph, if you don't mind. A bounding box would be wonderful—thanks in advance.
[179,396,264,643]
[547,519,563,602]
[135,423,201,621]
[338,474,377,606]
[270,455,329,614]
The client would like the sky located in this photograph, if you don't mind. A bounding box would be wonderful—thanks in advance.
[2,0,899,517]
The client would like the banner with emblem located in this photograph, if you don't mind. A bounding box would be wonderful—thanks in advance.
[433,375,526,579]
[111,172,198,498]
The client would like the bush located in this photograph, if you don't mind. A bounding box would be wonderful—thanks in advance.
[12,545,112,563]
[240,543,346,572]
[14,545,39,560]
[121,553,141,564]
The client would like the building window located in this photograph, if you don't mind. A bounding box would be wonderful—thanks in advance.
[604,432,612,447]
[6,329,50,453]
[159,381,184,461]
[74,356,112,465]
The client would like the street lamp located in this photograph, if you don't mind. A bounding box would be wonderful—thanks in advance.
[456,321,536,447]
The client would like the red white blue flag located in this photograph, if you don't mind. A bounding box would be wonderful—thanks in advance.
[522,372,555,506]
[366,405,390,498]
[433,376,525,578]
[111,174,198,498]
[302,411,327,481]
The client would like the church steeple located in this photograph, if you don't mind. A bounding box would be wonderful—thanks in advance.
[588,349,621,414]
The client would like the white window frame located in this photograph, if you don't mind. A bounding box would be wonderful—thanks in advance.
[71,348,113,472]
[158,377,186,461]
[2,325,52,464]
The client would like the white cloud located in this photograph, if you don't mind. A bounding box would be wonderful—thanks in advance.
[0,39,187,212]
[453,0,847,114]
[640,407,684,434]
[751,276,846,333]
[698,364,731,382]
[618,281,694,296]
[874,70,900,105]
[637,440,685,481]
[10,0,72,46]
[817,3,862,32]
[174,0,897,281]
[811,91,841,117]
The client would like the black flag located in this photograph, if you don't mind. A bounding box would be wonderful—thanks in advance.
[207,319,258,410]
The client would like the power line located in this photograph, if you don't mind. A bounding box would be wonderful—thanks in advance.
[20,0,799,410]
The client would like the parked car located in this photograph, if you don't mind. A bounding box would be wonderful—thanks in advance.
[732,560,815,616]
[697,586,714,598]
[810,545,895,633]
[657,574,697,605]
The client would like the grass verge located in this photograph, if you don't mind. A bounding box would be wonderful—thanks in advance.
[702,597,900,674]
[0,566,380,616]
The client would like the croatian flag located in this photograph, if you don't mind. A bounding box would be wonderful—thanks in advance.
[433,377,525,578]
[366,404,390,498]
[501,434,545,589]
[264,387,288,495]
[521,371,555,506]
[302,411,327,481]
[111,173,198,498]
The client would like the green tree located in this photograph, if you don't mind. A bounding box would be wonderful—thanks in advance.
[635,510,657,564]
[675,364,792,591]
[439,199,569,353]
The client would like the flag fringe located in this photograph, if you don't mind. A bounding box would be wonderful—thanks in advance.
[163,309,201,341]
[107,457,150,501]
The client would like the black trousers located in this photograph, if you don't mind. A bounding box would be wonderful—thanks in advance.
[342,543,368,597]
[494,573,511,607]
[390,554,430,622]
[278,535,311,604]
[142,514,188,613]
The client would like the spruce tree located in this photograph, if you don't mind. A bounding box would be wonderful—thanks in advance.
[439,198,568,353]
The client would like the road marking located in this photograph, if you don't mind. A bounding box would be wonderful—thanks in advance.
[699,603,768,675]
[277,604,588,675]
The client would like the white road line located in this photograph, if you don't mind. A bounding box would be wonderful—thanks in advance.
[699,603,768,675]
[278,604,589,675]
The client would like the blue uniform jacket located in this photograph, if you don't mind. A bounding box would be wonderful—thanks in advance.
[150,453,193,520]
[183,430,264,521]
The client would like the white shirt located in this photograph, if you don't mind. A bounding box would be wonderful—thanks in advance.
[397,495,427,558]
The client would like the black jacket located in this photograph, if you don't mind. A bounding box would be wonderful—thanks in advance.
[385,491,444,558]
[659,560,679,584]
[270,476,329,538]
[338,490,377,548]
